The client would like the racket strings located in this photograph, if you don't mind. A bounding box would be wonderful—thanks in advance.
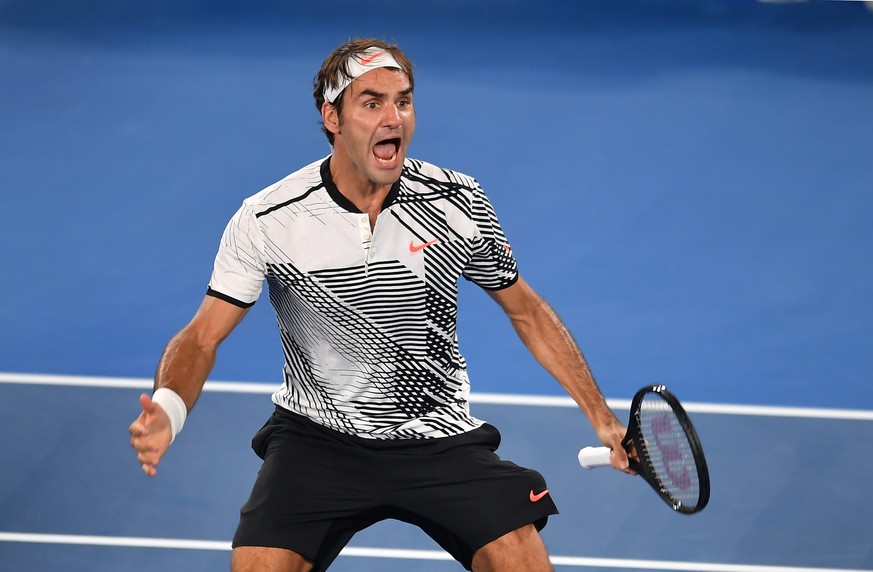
[637,394,702,510]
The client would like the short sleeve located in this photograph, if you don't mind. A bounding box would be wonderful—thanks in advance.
[462,183,519,290]
[207,202,266,307]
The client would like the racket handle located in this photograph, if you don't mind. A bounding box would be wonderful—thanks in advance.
[578,446,612,469]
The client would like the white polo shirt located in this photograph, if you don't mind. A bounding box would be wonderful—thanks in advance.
[208,156,518,439]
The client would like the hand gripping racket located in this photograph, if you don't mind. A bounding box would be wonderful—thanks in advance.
[578,385,710,514]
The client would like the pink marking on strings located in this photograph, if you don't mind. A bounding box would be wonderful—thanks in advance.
[650,412,692,491]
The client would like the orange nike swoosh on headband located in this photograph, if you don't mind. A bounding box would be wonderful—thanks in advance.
[529,489,549,502]
[360,51,385,65]
[409,239,439,253]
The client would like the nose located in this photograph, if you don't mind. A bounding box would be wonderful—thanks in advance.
[382,103,402,129]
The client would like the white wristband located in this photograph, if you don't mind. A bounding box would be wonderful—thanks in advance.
[152,387,187,443]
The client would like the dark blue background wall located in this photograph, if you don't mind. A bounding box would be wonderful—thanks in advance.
[2,0,871,409]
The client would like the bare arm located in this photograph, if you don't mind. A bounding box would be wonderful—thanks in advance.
[129,295,249,476]
[487,275,631,472]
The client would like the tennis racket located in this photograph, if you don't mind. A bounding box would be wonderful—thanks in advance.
[578,384,710,514]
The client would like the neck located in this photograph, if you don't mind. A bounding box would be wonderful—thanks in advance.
[329,144,397,218]
[328,150,399,231]
[331,161,392,212]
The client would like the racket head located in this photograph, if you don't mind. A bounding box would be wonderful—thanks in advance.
[626,385,710,514]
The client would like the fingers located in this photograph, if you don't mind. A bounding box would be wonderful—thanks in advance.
[130,428,161,477]
[129,396,152,442]
[129,394,154,436]
[612,448,637,475]
[130,441,161,477]
[138,452,160,477]
[608,443,635,474]
[139,392,157,414]
[137,450,160,473]
[611,445,630,471]
[608,436,639,475]
[130,393,171,477]
[596,420,636,474]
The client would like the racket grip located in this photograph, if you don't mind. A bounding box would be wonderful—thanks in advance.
[578,446,612,469]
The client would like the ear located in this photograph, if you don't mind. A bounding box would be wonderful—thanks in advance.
[321,101,341,136]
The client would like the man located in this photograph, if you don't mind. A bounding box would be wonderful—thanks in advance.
[130,38,631,572]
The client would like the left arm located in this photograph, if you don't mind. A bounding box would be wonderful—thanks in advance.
[487,275,631,472]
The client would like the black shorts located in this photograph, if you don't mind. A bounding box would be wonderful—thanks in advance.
[232,407,559,571]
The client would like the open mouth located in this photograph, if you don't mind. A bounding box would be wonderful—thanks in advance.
[372,137,401,165]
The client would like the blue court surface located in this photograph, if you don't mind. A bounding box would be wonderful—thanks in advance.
[2,1,873,570]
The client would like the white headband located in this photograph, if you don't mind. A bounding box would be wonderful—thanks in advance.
[323,47,403,105]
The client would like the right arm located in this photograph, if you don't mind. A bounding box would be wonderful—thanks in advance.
[129,295,249,476]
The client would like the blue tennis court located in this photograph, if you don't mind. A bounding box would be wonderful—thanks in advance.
[2,1,872,570]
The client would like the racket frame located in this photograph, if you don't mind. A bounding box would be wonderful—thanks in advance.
[625,384,710,515]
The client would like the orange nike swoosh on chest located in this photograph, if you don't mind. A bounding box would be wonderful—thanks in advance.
[409,239,439,253]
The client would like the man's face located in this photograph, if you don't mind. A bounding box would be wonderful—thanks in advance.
[330,67,415,187]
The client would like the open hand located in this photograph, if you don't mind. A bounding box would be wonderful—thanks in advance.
[128,393,173,476]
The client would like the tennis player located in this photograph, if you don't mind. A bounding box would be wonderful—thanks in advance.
[129,38,630,572]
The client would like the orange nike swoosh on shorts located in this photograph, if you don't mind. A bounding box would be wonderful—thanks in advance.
[529,489,549,502]
[409,239,439,253]
[360,51,385,65]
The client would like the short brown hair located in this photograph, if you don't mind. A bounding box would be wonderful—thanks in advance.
[313,38,415,145]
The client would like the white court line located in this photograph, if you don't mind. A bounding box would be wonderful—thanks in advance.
[1,371,872,421]
[0,532,869,572]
